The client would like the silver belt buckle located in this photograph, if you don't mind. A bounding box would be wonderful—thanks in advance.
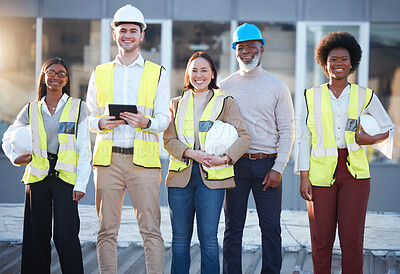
[248,153,257,160]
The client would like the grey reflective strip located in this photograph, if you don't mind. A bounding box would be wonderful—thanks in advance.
[68,98,80,122]
[175,92,192,142]
[209,95,225,120]
[33,149,48,158]
[99,106,106,116]
[347,85,366,147]
[203,163,230,171]
[29,165,48,177]
[135,130,159,143]
[55,162,77,173]
[311,148,338,157]
[357,85,367,117]
[97,132,113,141]
[59,141,76,151]
[137,105,154,117]
[170,155,185,163]
[313,86,325,150]
[30,103,42,154]
[347,142,361,152]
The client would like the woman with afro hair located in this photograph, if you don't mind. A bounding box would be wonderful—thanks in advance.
[294,31,394,273]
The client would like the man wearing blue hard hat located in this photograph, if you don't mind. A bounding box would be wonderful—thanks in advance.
[219,23,295,273]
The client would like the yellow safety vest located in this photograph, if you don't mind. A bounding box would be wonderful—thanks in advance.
[168,90,235,180]
[305,83,373,187]
[92,60,162,168]
[23,97,81,185]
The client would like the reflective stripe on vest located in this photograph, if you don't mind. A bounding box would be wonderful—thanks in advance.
[306,83,373,187]
[93,60,162,168]
[23,97,81,185]
[169,90,234,180]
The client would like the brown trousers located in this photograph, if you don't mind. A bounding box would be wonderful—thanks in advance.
[94,152,165,274]
[307,149,370,274]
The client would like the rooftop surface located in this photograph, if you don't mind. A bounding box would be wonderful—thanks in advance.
[1,204,399,273]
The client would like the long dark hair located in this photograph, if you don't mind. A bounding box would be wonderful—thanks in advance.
[183,51,219,90]
[36,57,71,101]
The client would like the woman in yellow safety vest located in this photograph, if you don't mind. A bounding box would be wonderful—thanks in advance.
[1,58,91,274]
[163,51,251,274]
[294,31,395,274]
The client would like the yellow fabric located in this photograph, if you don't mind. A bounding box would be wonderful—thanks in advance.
[169,90,234,180]
[93,60,162,168]
[56,97,81,184]
[23,97,80,185]
[306,83,373,186]
[23,101,49,184]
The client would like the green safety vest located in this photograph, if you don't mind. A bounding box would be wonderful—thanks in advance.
[305,83,373,187]
[169,90,234,180]
[23,97,81,185]
[93,60,162,168]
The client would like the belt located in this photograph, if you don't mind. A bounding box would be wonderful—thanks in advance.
[242,153,277,160]
[112,147,134,154]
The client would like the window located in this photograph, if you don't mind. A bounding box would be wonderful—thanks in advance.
[246,22,296,94]
[172,22,230,98]
[369,24,400,162]
[0,17,36,151]
[43,19,101,100]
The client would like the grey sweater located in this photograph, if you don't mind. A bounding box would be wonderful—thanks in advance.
[219,65,295,173]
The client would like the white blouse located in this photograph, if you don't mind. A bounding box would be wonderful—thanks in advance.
[294,84,395,174]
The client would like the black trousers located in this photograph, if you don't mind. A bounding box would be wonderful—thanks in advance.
[21,175,83,274]
[223,157,282,274]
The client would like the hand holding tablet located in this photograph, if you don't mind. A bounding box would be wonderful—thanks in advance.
[108,104,138,120]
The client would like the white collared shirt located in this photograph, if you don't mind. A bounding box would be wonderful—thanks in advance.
[294,84,395,173]
[86,53,171,148]
[1,94,92,193]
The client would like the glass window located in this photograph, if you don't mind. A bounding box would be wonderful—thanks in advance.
[0,17,36,152]
[245,23,297,95]
[43,19,101,100]
[172,22,231,98]
[369,24,400,162]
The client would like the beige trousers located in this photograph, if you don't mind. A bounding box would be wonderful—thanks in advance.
[94,152,165,274]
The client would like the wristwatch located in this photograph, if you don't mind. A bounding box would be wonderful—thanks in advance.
[145,119,152,129]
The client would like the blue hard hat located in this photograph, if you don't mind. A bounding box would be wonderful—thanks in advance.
[231,23,265,50]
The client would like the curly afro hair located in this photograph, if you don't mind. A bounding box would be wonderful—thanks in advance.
[315,31,362,78]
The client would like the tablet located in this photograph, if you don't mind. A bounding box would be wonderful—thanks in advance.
[108,104,137,120]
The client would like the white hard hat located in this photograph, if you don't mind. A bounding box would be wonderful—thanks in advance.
[360,114,380,136]
[10,125,32,155]
[205,120,238,156]
[111,4,147,30]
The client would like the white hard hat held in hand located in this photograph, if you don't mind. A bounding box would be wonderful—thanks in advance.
[360,114,380,136]
[205,120,238,156]
[111,4,147,30]
[10,125,32,155]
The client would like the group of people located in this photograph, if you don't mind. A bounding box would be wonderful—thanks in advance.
[1,4,395,274]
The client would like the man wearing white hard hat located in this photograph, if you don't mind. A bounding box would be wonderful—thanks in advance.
[218,23,295,273]
[86,4,170,273]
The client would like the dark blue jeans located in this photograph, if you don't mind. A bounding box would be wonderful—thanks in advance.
[223,157,282,274]
[168,161,225,274]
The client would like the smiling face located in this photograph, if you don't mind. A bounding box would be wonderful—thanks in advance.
[45,64,69,93]
[236,40,264,72]
[188,57,214,93]
[326,47,352,80]
[113,23,144,53]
